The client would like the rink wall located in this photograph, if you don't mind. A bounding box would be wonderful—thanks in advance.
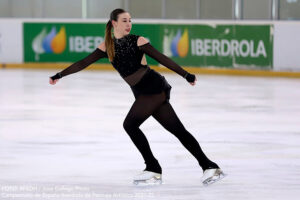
[273,22,300,72]
[0,19,23,63]
[1,19,300,77]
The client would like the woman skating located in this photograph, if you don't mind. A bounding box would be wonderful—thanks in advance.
[49,8,225,186]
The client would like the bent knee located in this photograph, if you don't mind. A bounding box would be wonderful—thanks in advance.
[123,120,130,132]
[123,119,139,132]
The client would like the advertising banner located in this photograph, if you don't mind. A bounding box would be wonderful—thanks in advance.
[160,24,273,68]
[24,23,106,63]
[0,20,23,63]
[24,22,273,68]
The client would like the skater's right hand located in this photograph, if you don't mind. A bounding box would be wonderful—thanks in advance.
[49,78,59,85]
[49,72,62,85]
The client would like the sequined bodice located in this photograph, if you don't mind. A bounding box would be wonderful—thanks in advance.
[111,34,145,78]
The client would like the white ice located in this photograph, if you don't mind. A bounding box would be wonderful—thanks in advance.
[0,68,300,200]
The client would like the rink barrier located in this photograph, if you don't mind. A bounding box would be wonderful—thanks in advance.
[2,63,300,78]
[23,23,273,69]
[1,19,300,72]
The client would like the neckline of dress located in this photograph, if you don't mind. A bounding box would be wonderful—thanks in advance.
[114,34,130,41]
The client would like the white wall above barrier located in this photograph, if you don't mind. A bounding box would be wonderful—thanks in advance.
[0,19,23,63]
[274,22,300,71]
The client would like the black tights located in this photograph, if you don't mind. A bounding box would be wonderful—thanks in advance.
[123,92,219,174]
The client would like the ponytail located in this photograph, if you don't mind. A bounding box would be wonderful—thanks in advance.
[105,20,114,62]
[105,8,126,62]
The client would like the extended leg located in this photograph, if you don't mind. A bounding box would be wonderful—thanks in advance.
[152,102,219,171]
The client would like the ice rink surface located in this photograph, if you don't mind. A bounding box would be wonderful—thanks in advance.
[0,68,299,200]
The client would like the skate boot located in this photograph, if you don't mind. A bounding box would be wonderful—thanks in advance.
[201,168,226,186]
[133,170,162,185]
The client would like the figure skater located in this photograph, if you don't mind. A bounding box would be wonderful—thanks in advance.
[49,8,225,186]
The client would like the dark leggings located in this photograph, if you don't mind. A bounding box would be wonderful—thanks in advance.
[123,92,219,174]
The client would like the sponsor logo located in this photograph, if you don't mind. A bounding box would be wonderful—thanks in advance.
[69,36,103,53]
[190,28,267,58]
[32,26,66,60]
[164,28,267,59]
[191,39,267,58]
[163,29,189,58]
[31,26,104,61]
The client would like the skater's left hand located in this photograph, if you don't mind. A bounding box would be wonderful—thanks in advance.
[185,73,196,86]
[190,77,197,86]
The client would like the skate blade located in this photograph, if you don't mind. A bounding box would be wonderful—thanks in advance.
[133,178,162,186]
[203,171,227,186]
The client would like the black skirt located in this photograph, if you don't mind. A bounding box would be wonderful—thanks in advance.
[130,69,172,101]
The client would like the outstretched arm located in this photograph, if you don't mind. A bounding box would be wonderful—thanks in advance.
[137,37,196,84]
[50,43,107,84]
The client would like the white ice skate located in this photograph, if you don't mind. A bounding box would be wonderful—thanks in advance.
[133,170,162,185]
[201,168,226,186]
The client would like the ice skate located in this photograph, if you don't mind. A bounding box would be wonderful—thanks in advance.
[133,170,162,185]
[201,168,226,186]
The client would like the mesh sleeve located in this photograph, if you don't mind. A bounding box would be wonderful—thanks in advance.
[58,48,107,78]
[138,43,188,78]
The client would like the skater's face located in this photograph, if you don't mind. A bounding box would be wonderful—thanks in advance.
[112,12,132,37]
